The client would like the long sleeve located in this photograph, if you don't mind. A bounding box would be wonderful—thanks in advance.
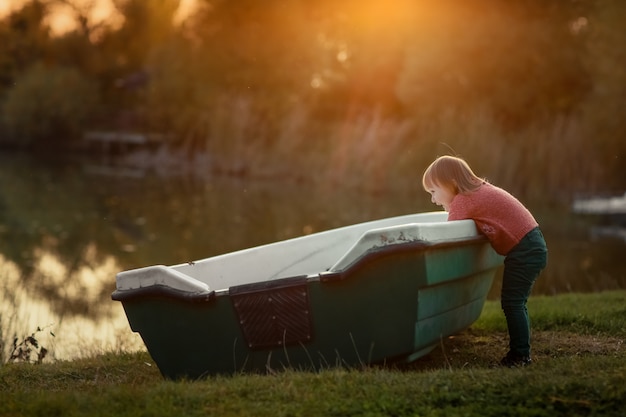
[448,183,538,255]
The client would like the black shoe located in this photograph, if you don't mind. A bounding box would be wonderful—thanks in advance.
[500,352,532,368]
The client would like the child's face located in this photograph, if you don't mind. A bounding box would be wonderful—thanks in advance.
[426,183,456,211]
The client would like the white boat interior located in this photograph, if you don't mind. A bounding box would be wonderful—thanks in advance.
[115,211,483,294]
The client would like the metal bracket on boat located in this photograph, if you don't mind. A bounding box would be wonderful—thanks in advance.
[229,276,313,350]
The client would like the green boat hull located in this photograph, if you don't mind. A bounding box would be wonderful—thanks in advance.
[114,230,502,378]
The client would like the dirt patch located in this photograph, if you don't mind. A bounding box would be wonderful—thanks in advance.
[403,329,625,371]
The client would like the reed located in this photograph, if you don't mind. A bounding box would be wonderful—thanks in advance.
[181,101,604,202]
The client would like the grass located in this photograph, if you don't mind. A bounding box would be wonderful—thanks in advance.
[1,291,625,417]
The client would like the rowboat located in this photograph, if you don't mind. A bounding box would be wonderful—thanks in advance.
[112,211,503,379]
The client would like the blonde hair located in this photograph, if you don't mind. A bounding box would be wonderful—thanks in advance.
[422,155,485,193]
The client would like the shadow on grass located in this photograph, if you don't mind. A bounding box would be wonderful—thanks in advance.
[396,328,624,372]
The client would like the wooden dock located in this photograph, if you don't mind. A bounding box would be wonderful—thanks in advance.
[82,131,167,153]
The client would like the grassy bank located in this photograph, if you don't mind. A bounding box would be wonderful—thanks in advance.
[1,291,625,417]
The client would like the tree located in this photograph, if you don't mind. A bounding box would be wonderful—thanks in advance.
[396,0,593,129]
[2,63,99,146]
[0,0,52,91]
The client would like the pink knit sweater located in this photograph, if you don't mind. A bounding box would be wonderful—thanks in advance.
[448,183,538,255]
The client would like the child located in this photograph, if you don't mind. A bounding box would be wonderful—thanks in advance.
[422,155,547,367]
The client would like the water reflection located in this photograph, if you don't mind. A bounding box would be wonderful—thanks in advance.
[1,253,144,361]
[1,152,625,360]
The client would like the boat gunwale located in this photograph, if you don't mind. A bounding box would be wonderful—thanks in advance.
[111,235,492,303]
[320,234,489,282]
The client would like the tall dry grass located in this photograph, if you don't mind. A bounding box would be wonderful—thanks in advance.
[172,98,608,203]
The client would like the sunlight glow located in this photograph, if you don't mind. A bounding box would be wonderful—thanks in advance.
[174,0,197,24]
[348,0,418,32]
[34,245,118,301]
[337,49,349,63]
[0,251,143,361]
[310,74,323,89]
[570,16,589,35]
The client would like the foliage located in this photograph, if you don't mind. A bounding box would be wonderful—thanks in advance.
[0,0,51,91]
[2,63,99,145]
[397,1,592,127]
[577,0,626,191]
[0,0,625,195]
[109,0,179,70]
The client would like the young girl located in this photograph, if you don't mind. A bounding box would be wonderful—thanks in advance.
[422,155,547,367]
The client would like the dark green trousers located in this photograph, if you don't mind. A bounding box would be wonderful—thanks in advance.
[501,227,548,357]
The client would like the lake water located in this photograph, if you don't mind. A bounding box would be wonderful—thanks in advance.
[1,151,625,361]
